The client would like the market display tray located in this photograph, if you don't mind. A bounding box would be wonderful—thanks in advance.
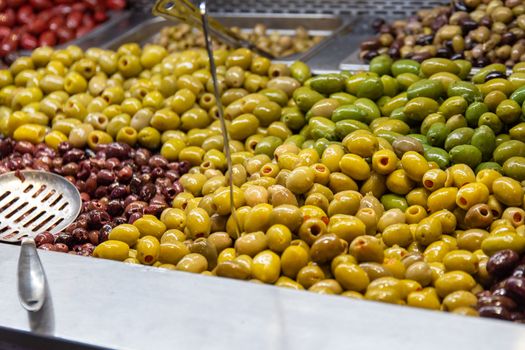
[0,243,523,350]
[100,13,352,63]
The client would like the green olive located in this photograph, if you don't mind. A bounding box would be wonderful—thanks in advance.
[434,271,476,298]
[334,263,370,292]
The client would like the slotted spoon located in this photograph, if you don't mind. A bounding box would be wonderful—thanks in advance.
[0,170,81,311]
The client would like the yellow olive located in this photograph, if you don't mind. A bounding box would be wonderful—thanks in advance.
[108,224,140,247]
[252,250,281,284]
[133,214,167,239]
[136,236,161,265]
[93,240,129,261]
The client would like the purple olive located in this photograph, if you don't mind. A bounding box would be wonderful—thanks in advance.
[487,250,520,279]
[505,277,525,300]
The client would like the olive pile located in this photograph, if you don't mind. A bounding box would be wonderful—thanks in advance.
[0,138,188,254]
[154,23,323,58]
[361,0,525,66]
[477,249,525,320]
[3,44,525,322]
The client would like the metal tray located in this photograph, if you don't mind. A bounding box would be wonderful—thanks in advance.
[0,243,524,350]
[101,13,351,62]
[337,17,383,71]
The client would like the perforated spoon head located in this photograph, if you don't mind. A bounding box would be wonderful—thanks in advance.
[0,170,81,243]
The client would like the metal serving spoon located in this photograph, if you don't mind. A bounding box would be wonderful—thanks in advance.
[0,170,81,311]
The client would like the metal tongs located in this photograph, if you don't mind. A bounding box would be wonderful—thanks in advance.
[152,0,276,59]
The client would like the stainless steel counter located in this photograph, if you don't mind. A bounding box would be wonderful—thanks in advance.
[0,243,524,350]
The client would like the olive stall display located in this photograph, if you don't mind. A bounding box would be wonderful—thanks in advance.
[0,0,127,61]
[154,23,324,58]
[2,45,525,323]
[360,0,525,66]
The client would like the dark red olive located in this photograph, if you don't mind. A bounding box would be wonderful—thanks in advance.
[94,185,108,198]
[66,11,82,29]
[53,4,72,15]
[0,138,14,157]
[72,227,89,243]
[35,232,55,246]
[0,8,16,27]
[27,16,47,35]
[74,25,91,38]
[106,0,125,10]
[57,142,72,155]
[54,243,69,253]
[0,32,18,56]
[87,210,110,229]
[124,200,147,215]
[149,155,168,168]
[505,277,525,300]
[510,312,525,322]
[144,203,165,216]
[487,250,520,279]
[117,165,133,182]
[83,0,98,9]
[63,149,85,163]
[0,25,10,40]
[71,2,87,12]
[62,162,80,176]
[97,169,116,185]
[139,183,156,201]
[82,13,95,28]
[93,10,107,23]
[55,27,74,44]
[134,148,151,166]
[107,199,124,216]
[55,232,74,247]
[38,30,56,46]
[48,15,64,31]
[106,143,131,160]
[16,4,33,25]
[38,243,56,251]
[105,157,120,170]
[6,0,25,7]
[477,295,517,310]
[513,265,525,278]
[14,141,35,154]
[80,243,95,255]
[128,212,142,224]
[478,305,511,320]
[109,185,128,199]
[178,161,190,174]
[29,0,52,9]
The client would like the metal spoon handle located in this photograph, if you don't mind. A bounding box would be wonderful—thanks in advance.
[17,238,46,312]
[200,0,241,237]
